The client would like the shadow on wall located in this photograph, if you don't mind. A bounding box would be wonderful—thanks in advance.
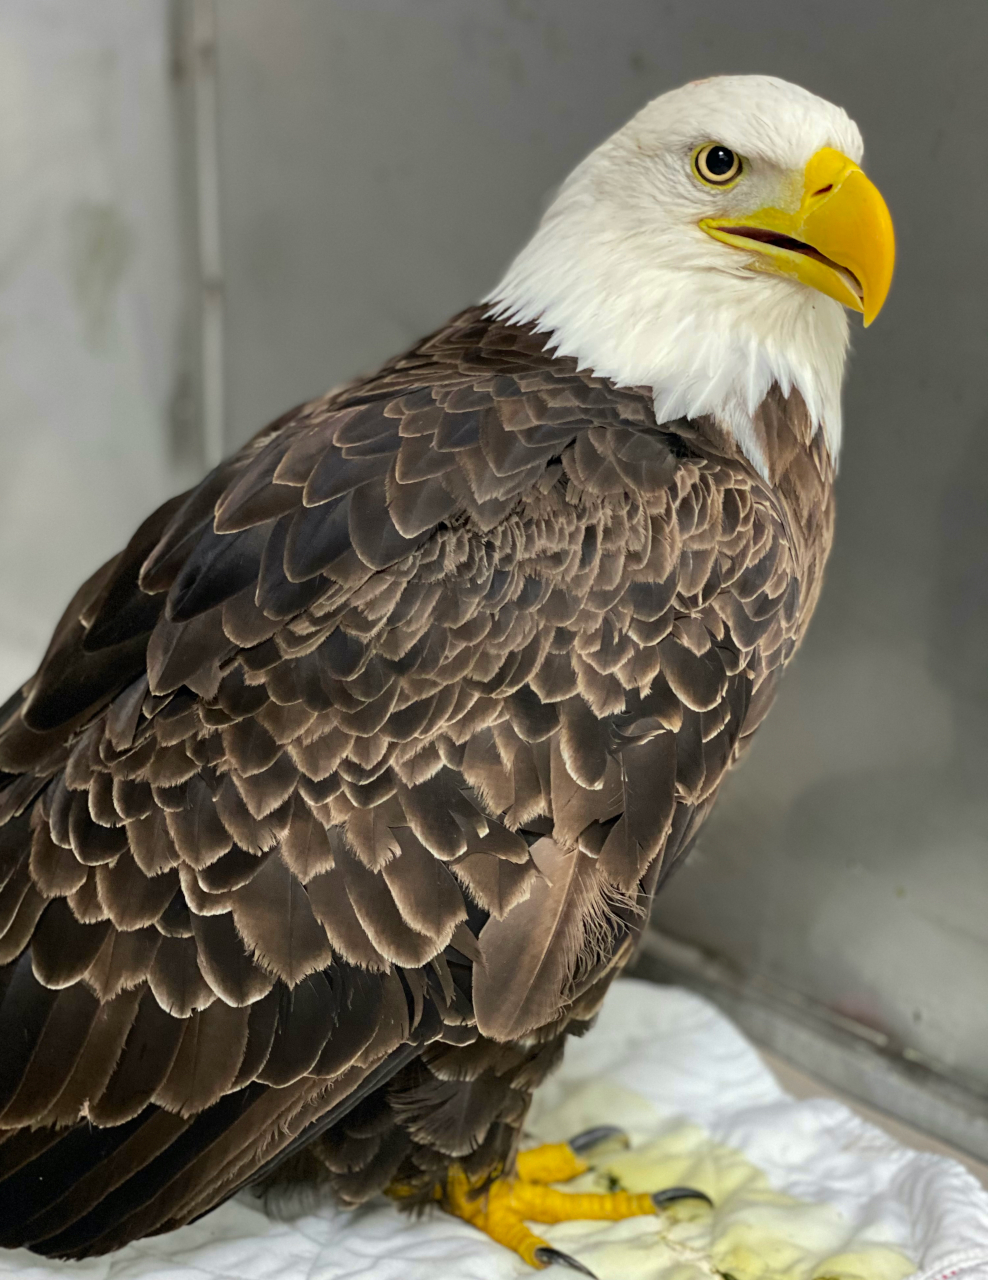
[932,410,988,788]
[66,201,134,352]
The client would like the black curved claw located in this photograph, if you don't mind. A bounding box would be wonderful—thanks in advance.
[567,1125,630,1156]
[651,1185,714,1209]
[533,1246,599,1277]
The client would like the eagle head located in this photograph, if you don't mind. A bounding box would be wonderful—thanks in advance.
[489,74,894,475]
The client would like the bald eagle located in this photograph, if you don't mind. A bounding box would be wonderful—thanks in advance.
[0,75,892,1273]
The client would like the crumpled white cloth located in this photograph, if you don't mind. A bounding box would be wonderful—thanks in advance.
[2,980,986,1280]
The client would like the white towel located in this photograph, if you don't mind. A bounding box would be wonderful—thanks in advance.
[3,980,986,1280]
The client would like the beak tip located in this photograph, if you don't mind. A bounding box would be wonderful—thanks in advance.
[862,283,892,328]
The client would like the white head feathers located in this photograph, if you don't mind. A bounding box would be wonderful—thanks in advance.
[487,75,864,475]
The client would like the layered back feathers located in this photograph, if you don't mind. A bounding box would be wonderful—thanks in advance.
[0,301,834,1255]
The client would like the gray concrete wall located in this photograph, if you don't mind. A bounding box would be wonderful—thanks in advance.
[208,0,988,1093]
[0,0,195,691]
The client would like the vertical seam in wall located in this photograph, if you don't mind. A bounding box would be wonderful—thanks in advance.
[191,0,225,467]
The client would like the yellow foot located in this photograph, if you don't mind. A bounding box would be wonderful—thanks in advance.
[444,1127,712,1275]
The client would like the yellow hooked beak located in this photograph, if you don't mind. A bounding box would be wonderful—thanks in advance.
[700,147,895,325]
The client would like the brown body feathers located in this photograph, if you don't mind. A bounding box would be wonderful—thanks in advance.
[0,308,833,1257]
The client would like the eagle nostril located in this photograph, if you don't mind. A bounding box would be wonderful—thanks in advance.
[812,184,833,196]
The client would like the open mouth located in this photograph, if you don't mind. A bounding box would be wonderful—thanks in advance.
[717,226,864,301]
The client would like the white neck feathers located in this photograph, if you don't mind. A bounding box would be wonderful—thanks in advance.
[487,211,849,480]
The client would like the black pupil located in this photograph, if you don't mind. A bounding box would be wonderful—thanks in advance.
[705,146,736,176]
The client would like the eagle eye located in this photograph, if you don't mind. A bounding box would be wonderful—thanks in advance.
[694,143,742,186]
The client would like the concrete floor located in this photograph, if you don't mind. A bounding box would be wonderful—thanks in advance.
[761,1049,988,1190]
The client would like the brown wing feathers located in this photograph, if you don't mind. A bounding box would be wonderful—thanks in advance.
[0,308,833,1256]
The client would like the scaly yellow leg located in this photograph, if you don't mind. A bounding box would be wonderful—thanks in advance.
[515,1141,589,1184]
[447,1168,554,1271]
[442,1129,713,1275]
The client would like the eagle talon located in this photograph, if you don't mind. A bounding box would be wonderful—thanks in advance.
[567,1125,630,1159]
[533,1246,599,1277]
[651,1185,714,1209]
[442,1145,695,1271]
